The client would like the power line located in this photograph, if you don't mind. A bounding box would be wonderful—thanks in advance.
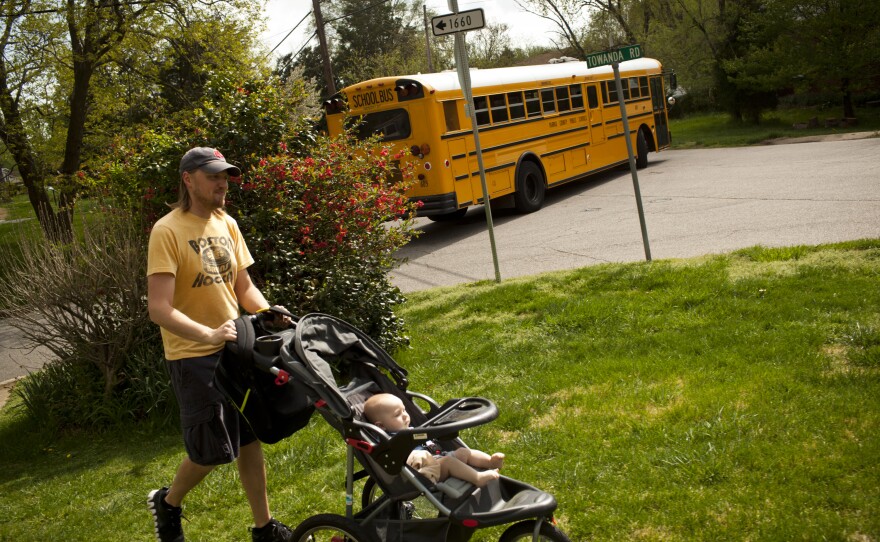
[265,10,313,58]
[270,0,395,63]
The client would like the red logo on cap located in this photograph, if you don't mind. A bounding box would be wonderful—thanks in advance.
[213,149,224,159]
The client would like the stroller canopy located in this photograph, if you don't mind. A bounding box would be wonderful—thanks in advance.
[284,313,408,419]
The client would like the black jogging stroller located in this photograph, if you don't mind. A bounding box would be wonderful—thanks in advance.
[217,310,570,542]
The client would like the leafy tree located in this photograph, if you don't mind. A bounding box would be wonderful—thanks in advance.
[101,71,319,225]
[331,0,418,85]
[466,23,525,68]
[519,0,880,121]
[1,0,153,241]
[767,0,880,118]
[0,0,264,241]
[285,1,464,94]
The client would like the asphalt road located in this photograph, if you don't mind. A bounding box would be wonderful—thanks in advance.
[2,134,879,397]
[391,134,880,292]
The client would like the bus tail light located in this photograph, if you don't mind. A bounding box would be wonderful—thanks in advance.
[395,82,420,97]
[322,98,345,114]
[410,144,430,159]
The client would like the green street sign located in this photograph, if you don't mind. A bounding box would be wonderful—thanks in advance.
[585,44,643,69]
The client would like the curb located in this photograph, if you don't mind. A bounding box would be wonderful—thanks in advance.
[0,376,22,410]
[762,130,880,145]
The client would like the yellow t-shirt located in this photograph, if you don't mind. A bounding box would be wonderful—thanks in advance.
[147,208,255,360]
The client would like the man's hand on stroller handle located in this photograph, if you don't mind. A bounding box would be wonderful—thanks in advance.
[211,319,238,343]
[257,305,295,329]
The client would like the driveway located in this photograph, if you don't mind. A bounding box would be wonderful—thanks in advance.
[391,132,880,292]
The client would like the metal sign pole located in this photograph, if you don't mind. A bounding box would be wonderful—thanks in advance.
[448,0,501,282]
[611,61,652,262]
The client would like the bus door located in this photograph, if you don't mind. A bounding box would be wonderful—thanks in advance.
[446,137,475,206]
[586,84,605,144]
[649,76,670,148]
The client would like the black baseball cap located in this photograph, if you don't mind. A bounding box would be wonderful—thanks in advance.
[179,147,241,177]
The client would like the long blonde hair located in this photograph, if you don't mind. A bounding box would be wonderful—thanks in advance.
[168,170,225,215]
[168,174,192,211]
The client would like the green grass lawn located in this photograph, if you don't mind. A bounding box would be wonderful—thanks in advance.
[669,106,880,148]
[1,240,878,541]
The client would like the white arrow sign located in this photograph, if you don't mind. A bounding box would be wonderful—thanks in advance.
[431,8,485,36]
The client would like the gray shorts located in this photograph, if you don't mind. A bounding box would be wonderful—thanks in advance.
[167,352,257,466]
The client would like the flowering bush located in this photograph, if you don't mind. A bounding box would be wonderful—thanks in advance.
[230,130,420,351]
[101,72,318,226]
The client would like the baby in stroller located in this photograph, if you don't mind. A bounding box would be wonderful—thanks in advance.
[363,393,505,488]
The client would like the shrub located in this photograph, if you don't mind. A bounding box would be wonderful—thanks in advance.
[100,70,319,226]
[0,213,166,429]
[230,131,420,351]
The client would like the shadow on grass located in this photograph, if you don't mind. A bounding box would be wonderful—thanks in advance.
[0,402,181,489]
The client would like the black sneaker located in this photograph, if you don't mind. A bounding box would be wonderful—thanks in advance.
[251,518,294,542]
[147,487,184,542]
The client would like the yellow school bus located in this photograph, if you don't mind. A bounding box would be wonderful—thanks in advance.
[324,58,673,220]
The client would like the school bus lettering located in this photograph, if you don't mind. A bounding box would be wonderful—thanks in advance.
[351,89,395,109]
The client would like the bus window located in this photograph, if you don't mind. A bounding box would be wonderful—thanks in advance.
[570,85,584,109]
[443,100,460,132]
[353,108,412,141]
[556,86,571,112]
[508,91,525,120]
[474,95,490,126]
[629,77,640,99]
[490,94,509,123]
[621,79,631,101]
[639,76,649,98]
[525,90,541,117]
[587,85,599,109]
[604,81,618,104]
[541,89,556,114]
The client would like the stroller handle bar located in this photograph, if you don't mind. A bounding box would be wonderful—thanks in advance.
[355,397,499,444]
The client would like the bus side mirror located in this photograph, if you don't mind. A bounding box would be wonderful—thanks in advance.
[670,73,678,90]
[667,96,676,108]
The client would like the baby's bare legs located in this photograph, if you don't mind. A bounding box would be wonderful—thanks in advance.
[438,455,499,487]
[452,448,505,470]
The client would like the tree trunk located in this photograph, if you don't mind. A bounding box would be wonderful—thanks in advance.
[0,57,71,241]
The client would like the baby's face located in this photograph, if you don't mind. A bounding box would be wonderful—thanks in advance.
[375,397,410,431]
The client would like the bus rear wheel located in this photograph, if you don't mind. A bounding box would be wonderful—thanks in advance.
[636,129,649,169]
[514,161,546,213]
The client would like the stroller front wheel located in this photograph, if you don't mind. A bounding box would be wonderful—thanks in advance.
[290,513,378,542]
[498,519,571,542]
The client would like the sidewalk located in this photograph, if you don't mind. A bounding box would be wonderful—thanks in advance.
[0,377,21,409]
[0,319,53,409]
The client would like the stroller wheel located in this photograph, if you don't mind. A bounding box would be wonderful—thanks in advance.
[290,513,378,542]
[498,519,571,542]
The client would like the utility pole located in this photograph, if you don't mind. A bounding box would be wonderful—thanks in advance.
[423,4,434,73]
[312,0,336,96]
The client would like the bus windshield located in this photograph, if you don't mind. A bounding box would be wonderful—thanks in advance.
[352,108,412,141]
